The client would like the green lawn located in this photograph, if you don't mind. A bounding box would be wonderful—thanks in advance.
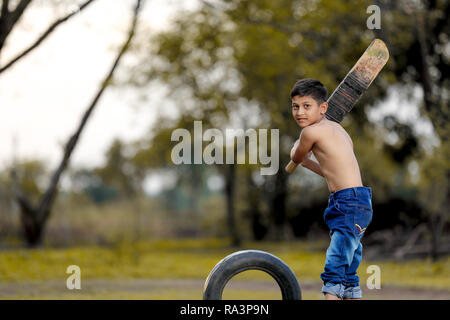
[0,238,449,299]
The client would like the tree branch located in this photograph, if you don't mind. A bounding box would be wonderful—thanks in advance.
[0,0,32,52]
[0,0,97,74]
[9,0,32,25]
[415,12,433,113]
[1,0,10,18]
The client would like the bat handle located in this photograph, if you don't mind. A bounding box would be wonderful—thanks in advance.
[285,160,300,173]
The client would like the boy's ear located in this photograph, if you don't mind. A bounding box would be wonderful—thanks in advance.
[320,101,328,115]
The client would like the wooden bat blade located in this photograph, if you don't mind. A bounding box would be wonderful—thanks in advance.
[286,39,389,173]
[325,39,389,123]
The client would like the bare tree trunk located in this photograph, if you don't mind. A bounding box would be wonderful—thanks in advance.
[415,13,433,114]
[224,163,241,247]
[244,168,267,240]
[14,0,144,247]
[267,163,290,241]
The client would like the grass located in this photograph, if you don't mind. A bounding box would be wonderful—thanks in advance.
[0,238,449,299]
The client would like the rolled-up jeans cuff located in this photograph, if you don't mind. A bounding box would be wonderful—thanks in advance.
[343,286,362,299]
[321,283,345,299]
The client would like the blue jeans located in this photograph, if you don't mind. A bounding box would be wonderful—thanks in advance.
[320,187,373,299]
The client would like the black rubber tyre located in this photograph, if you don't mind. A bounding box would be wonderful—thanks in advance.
[203,250,301,300]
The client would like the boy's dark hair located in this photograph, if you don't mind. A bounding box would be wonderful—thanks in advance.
[290,78,327,104]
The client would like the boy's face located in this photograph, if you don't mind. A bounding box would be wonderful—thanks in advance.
[291,95,328,128]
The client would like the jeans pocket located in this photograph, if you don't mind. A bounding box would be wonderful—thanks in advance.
[334,200,346,215]
[345,205,372,237]
[324,200,345,223]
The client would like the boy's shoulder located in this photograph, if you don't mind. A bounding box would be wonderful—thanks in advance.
[305,118,340,135]
[304,119,350,142]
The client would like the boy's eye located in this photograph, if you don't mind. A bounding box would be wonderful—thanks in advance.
[305,104,310,108]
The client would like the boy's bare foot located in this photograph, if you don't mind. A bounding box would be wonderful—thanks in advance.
[324,293,342,300]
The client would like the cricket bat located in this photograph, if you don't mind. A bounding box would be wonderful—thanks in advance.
[285,38,389,173]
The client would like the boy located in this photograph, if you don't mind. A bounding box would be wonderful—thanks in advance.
[289,78,373,300]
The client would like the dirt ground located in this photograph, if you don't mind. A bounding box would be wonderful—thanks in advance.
[1,279,449,300]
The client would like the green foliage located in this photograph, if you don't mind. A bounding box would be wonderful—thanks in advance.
[125,0,421,237]
[15,160,48,203]
[3,0,448,250]
[94,139,141,198]
[128,0,404,181]
[0,160,48,211]
[417,142,450,216]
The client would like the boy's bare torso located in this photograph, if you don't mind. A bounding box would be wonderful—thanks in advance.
[309,118,363,193]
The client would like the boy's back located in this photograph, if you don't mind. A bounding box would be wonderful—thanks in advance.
[307,117,363,193]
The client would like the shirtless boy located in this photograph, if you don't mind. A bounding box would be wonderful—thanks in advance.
[289,78,373,300]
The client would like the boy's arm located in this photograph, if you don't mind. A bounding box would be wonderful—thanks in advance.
[301,158,325,177]
[291,127,316,164]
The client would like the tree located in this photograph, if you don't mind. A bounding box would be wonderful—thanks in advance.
[128,0,447,250]
[127,3,249,245]
[129,0,398,240]
[11,0,145,246]
[131,113,243,246]
[95,139,142,199]
[373,0,449,260]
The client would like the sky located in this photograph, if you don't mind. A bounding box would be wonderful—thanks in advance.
[0,0,439,193]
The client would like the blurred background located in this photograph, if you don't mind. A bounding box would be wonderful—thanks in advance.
[0,0,448,299]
